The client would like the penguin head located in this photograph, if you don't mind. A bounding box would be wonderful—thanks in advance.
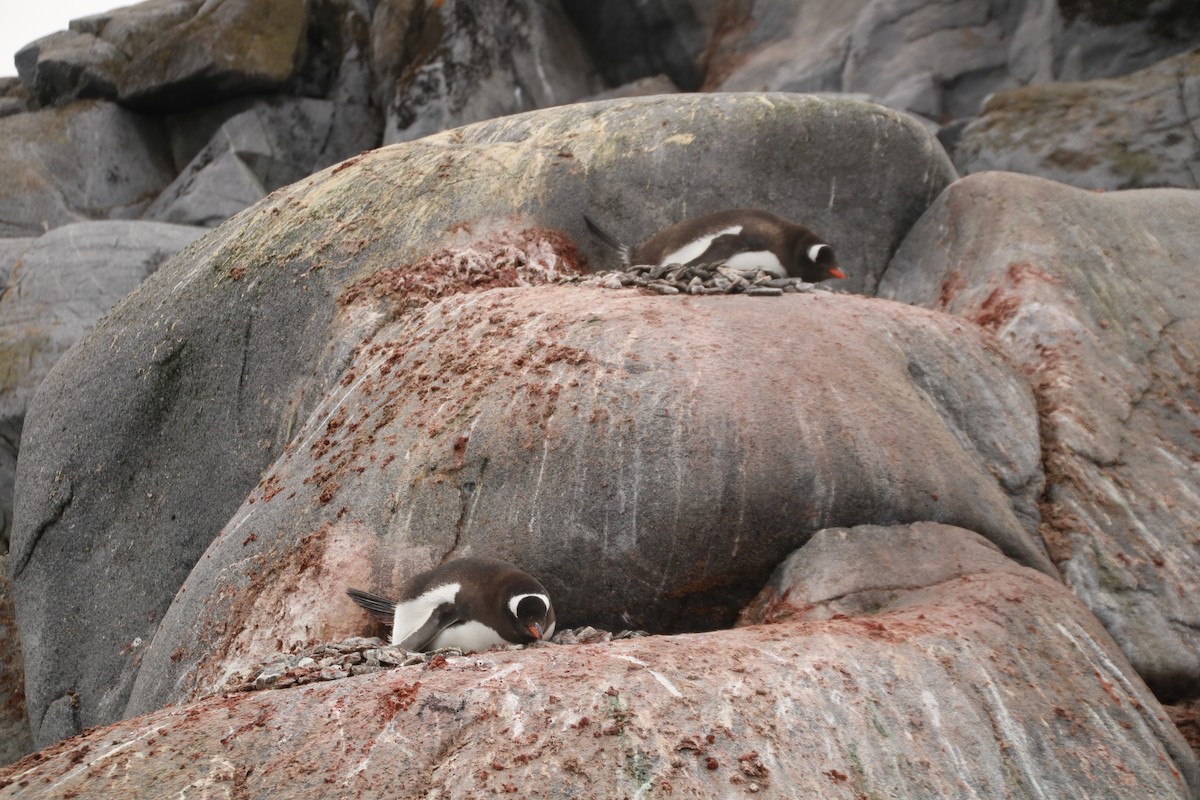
[794,240,846,283]
[503,581,557,644]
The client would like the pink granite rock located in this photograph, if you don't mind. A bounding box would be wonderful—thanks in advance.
[881,171,1200,701]
[2,522,1194,799]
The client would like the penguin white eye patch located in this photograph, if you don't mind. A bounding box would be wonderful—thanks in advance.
[808,244,831,262]
[508,593,550,618]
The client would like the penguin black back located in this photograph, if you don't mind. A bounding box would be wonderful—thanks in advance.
[584,208,844,283]
[347,556,555,652]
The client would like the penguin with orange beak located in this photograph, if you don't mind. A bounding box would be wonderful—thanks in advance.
[347,557,556,653]
[585,208,846,283]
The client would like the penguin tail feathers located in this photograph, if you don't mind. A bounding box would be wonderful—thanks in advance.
[346,587,396,624]
[583,212,632,267]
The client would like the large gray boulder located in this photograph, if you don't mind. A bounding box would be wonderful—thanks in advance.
[116,0,308,109]
[11,93,956,743]
[3,523,1196,799]
[880,171,1200,701]
[14,30,127,106]
[0,221,206,549]
[146,97,380,226]
[127,284,1052,712]
[955,48,1200,190]
[0,101,175,237]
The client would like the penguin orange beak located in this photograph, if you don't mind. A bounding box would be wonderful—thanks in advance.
[529,623,544,640]
[829,267,847,279]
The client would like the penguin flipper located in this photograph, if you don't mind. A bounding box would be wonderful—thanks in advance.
[346,587,397,624]
[583,213,632,267]
[397,601,462,652]
[686,232,756,266]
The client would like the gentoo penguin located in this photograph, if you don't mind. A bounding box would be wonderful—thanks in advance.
[346,556,556,653]
[584,208,846,283]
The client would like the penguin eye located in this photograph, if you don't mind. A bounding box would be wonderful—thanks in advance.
[510,593,549,620]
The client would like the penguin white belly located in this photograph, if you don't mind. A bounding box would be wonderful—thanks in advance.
[430,620,508,652]
[723,249,786,278]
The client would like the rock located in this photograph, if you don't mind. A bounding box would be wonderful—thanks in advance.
[0,237,37,550]
[13,30,127,106]
[146,96,380,226]
[294,0,375,107]
[3,523,1196,798]
[378,0,602,143]
[117,0,308,110]
[559,0,712,91]
[126,282,1053,712]
[11,93,956,743]
[707,0,1200,123]
[955,49,1200,190]
[0,79,31,119]
[71,0,204,58]
[0,222,206,548]
[0,101,175,237]
[880,171,1200,701]
[0,554,33,768]
[584,73,681,102]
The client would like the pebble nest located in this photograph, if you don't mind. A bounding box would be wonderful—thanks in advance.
[561,261,838,296]
[227,627,649,693]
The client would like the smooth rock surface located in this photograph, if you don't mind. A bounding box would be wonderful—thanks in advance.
[956,48,1200,189]
[881,171,1200,701]
[11,93,956,743]
[4,523,1196,799]
[379,0,601,143]
[127,285,1052,712]
[117,0,308,109]
[0,101,175,237]
[0,221,206,549]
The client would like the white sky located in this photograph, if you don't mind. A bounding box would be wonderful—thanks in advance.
[2,2,122,79]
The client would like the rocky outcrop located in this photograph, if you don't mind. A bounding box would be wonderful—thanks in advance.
[0,101,175,237]
[3,0,1200,782]
[881,171,1200,702]
[674,0,1200,123]
[126,284,1053,713]
[955,48,1200,189]
[2,523,1195,799]
[10,93,954,744]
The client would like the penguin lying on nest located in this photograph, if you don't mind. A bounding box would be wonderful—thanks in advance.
[584,208,845,283]
[347,556,556,653]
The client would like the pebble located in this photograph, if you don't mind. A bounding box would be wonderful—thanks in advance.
[560,260,834,297]
[226,627,650,694]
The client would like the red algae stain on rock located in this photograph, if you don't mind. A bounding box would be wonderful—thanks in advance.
[188,521,377,698]
[302,288,601,505]
[337,227,585,316]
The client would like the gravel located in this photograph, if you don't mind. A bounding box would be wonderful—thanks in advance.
[560,261,837,296]
[226,627,650,693]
